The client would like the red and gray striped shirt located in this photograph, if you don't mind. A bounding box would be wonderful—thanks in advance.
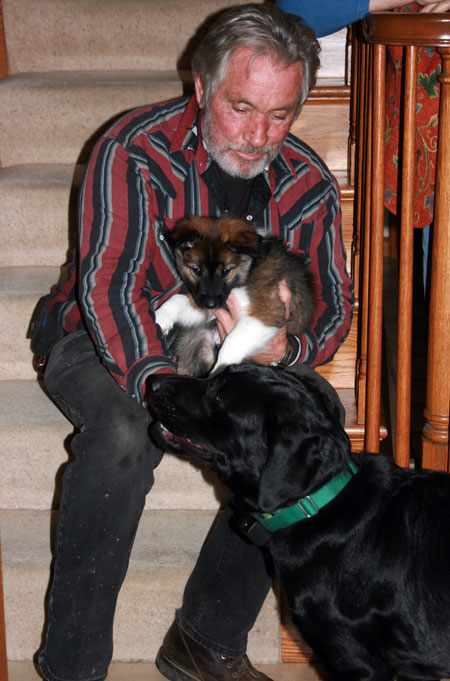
[44,95,354,402]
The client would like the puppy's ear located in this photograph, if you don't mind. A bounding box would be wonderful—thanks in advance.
[257,402,350,514]
[226,230,262,258]
[169,216,201,250]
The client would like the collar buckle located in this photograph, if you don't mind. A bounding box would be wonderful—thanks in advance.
[297,495,319,518]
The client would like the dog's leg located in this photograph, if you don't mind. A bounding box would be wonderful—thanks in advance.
[155,294,208,334]
[211,316,279,375]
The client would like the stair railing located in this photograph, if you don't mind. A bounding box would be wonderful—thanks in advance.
[354,12,450,469]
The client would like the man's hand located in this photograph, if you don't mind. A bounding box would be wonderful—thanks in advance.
[212,280,292,366]
[417,1,450,12]
[369,0,450,10]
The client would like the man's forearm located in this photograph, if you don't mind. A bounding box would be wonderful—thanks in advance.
[369,0,437,9]
[369,0,408,9]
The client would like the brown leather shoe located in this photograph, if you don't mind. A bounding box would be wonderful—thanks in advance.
[156,620,274,681]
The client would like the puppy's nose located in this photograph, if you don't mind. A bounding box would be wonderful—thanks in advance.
[200,295,224,309]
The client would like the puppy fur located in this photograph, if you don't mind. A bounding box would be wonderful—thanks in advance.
[147,365,450,681]
[155,216,313,376]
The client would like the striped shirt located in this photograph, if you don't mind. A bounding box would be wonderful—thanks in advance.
[44,95,354,401]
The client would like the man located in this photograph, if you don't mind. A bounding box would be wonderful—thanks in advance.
[30,4,353,681]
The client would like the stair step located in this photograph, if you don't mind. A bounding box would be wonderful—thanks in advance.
[0,71,191,166]
[8,661,322,681]
[0,178,354,275]
[0,379,228,511]
[3,0,346,80]
[0,165,83,267]
[0,266,60,381]
[3,0,262,74]
[0,379,365,515]
[0,72,350,171]
[0,167,354,271]
[1,509,280,663]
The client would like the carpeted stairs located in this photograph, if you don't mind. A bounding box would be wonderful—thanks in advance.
[0,0,349,677]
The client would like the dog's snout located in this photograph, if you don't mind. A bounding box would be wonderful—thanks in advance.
[148,378,162,393]
[198,293,225,309]
[146,374,172,396]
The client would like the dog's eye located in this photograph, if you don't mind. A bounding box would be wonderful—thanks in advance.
[190,266,202,277]
[215,392,224,404]
[222,268,231,278]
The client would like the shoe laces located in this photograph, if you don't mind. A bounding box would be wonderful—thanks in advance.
[221,654,261,679]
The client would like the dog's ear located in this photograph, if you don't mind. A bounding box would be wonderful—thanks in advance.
[256,395,350,514]
[225,230,262,258]
[169,216,201,250]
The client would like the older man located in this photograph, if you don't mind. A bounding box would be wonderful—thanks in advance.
[30,4,353,681]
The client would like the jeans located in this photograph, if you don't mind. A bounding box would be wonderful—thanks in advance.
[37,331,272,681]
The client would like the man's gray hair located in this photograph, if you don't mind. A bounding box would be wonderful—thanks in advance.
[191,2,321,117]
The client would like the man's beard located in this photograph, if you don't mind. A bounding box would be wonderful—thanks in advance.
[201,106,280,179]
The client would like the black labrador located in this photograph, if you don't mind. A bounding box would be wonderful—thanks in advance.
[147,364,450,681]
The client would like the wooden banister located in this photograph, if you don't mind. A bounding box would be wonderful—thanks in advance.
[357,12,450,469]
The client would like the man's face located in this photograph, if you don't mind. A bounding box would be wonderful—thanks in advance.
[195,47,303,179]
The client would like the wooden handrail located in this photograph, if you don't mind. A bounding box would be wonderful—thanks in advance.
[356,12,450,470]
[363,11,450,46]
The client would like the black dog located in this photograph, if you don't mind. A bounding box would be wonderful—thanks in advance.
[147,365,450,681]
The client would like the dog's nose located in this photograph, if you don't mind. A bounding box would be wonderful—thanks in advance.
[146,375,164,395]
[199,295,224,309]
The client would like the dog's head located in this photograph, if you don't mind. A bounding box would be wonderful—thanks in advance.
[147,365,351,514]
[167,215,262,310]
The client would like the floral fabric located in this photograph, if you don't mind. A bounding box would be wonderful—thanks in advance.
[384,3,441,228]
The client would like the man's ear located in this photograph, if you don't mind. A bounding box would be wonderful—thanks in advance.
[194,74,205,109]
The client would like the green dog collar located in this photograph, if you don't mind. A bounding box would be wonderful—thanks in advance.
[254,460,358,532]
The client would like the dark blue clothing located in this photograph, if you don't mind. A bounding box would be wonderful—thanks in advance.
[276,0,370,36]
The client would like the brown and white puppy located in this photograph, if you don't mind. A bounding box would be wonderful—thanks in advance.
[155,215,313,376]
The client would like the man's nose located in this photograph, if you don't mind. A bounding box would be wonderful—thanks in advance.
[243,116,269,148]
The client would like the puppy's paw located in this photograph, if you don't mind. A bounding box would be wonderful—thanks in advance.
[209,362,228,378]
[155,306,176,335]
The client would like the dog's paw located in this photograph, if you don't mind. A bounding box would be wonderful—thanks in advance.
[155,306,176,334]
[209,362,228,377]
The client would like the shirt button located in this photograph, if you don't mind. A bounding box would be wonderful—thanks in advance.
[246,215,253,221]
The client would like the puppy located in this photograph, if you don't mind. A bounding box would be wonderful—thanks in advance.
[147,365,450,681]
[155,216,313,376]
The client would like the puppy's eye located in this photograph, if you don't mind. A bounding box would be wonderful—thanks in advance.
[190,266,202,277]
[215,393,224,404]
[222,268,232,278]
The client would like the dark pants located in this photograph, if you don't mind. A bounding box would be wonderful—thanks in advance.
[37,331,273,681]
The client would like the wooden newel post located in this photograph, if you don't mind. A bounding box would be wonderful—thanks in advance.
[422,46,450,471]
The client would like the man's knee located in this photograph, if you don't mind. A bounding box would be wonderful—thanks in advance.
[78,401,162,472]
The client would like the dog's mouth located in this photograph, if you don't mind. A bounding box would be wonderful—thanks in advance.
[152,421,212,460]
